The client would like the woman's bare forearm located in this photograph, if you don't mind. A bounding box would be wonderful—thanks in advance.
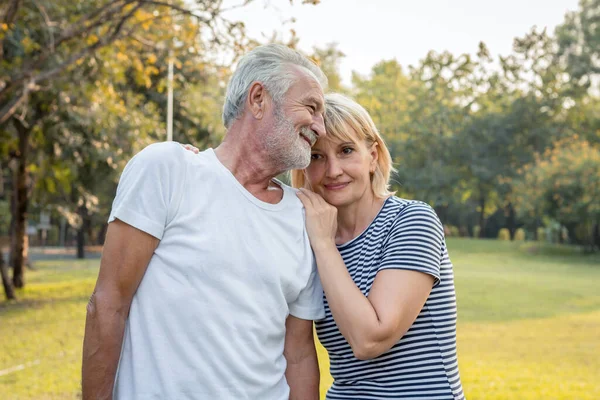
[312,243,383,359]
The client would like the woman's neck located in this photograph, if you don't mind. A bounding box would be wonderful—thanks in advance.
[335,192,387,245]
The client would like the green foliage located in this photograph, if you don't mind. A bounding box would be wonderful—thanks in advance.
[515,137,600,246]
[537,227,547,242]
[0,0,253,124]
[347,0,599,246]
[556,0,600,96]
[312,43,347,93]
[0,0,597,290]
[0,0,256,259]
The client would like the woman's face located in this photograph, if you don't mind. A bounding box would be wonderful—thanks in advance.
[305,125,378,208]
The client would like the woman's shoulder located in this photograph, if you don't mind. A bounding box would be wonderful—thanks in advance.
[384,196,437,215]
[384,197,443,230]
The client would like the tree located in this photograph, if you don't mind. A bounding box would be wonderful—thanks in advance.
[352,54,474,223]
[312,43,346,93]
[515,137,600,251]
[555,0,600,97]
[0,0,247,290]
[0,0,321,297]
[0,0,252,124]
[0,240,15,299]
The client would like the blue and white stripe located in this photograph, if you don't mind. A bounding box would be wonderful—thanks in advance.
[316,197,465,400]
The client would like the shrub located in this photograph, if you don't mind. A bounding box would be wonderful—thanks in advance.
[514,228,526,241]
[537,227,546,241]
[444,225,452,237]
[450,226,460,237]
[498,228,511,240]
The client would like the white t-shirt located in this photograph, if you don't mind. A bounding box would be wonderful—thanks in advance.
[109,142,324,399]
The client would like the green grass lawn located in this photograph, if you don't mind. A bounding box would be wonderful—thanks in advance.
[1,239,599,399]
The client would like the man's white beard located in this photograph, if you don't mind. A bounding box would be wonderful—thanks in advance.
[264,111,312,170]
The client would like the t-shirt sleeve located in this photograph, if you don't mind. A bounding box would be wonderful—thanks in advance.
[378,202,444,287]
[108,142,187,240]
[288,257,325,321]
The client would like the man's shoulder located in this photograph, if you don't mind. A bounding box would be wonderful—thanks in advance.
[134,141,186,162]
[129,142,200,172]
[279,184,306,212]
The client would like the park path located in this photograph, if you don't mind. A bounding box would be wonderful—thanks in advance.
[1,246,102,263]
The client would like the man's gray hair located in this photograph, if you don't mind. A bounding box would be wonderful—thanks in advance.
[222,44,327,129]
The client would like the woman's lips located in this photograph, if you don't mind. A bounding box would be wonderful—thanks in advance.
[324,182,349,190]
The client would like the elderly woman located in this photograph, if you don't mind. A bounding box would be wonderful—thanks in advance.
[293,93,465,400]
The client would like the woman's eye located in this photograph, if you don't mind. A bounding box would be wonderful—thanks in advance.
[310,154,321,160]
[342,147,354,155]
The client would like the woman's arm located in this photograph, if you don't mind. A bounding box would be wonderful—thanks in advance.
[310,240,433,360]
[297,189,435,360]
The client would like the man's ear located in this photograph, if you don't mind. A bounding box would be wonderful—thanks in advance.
[247,81,267,120]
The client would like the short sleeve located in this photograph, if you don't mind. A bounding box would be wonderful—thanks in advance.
[288,258,325,321]
[378,202,444,287]
[108,142,187,240]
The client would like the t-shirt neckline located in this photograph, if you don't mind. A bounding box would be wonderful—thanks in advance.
[206,148,291,211]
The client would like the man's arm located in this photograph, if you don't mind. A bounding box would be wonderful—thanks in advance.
[82,220,159,400]
[284,315,320,400]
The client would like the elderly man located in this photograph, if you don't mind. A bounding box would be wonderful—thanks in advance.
[82,44,327,399]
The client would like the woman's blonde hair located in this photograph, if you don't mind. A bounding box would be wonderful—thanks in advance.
[290,93,396,199]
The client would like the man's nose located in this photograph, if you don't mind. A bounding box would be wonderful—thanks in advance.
[311,113,326,138]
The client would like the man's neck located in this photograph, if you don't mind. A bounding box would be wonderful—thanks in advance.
[214,129,284,204]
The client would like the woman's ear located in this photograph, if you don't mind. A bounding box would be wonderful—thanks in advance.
[370,142,379,173]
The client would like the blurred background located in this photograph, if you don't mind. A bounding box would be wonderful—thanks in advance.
[0,0,598,399]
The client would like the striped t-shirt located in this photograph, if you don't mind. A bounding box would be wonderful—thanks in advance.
[316,197,465,400]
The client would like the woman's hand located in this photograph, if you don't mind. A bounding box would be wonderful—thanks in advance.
[181,144,199,154]
[296,188,337,251]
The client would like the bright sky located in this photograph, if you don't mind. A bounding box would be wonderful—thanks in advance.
[222,0,580,86]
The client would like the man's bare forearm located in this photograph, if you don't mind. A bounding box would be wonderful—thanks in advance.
[81,291,129,400]
[82,220,158,399]
[286,346,320,400]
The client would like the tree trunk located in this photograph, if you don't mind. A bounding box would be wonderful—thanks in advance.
[505,202,516,240]
[434,205,448,225]
[76,204,87,259]
[59,217,66,247]
[533,216,541,241]
[96,223,108,245]
[9,118,30,288]
[478,195,486,238]
[1,251,16,300]
[77,227,85,259]
[584,222,594,254]
[8,165,16,266]
[558,225,565,244]
[593,222,600,252]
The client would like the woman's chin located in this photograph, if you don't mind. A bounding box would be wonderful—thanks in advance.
[322,194,351,208]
